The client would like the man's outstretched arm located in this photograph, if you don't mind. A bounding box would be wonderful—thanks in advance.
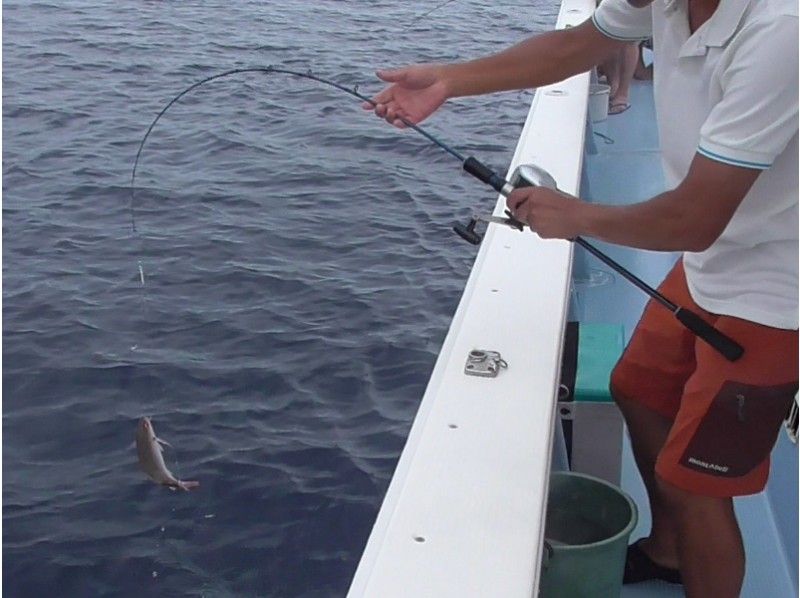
[366,19,622,127]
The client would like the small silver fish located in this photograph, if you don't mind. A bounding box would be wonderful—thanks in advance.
[136,417,199,491]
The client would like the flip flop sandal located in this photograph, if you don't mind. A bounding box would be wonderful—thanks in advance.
[623,539,683,585]
[609,102,631,115]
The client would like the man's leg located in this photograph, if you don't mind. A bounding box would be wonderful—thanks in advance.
[609,260,698,578]
[653,314,798,595]
[657,477,744,598]
[613,393,680,568]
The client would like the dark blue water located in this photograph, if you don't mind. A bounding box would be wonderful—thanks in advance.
[3,2,557,596]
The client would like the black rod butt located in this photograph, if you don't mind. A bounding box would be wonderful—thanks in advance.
[675,308,745,362]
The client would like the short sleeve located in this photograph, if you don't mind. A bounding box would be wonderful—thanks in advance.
[698,15,799,170]
[592,0,653,42]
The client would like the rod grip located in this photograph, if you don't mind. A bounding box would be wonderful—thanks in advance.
[674,308,744,362]
[463,156,507,193]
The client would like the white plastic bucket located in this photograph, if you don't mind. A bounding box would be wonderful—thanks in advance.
[589,83,610,122]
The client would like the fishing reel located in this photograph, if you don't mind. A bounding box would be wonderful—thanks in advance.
[454,163,558,245]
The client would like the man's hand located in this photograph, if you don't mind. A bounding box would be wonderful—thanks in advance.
[507,186,588,240]
[362,64,450,128]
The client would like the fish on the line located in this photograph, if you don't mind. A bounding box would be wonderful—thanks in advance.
[136,417,199,491]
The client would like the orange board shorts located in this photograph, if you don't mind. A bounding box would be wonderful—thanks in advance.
[610,260,798,498]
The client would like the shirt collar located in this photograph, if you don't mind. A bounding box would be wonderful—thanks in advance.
[664,0,752,57]
[702,0,751,47]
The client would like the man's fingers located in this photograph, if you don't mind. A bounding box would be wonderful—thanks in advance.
[372,86,395,105]
[367,101,408,127]
[509,193,530,212]
[373,103,387,118]
[376,68,407,83]
[385,113,401,127]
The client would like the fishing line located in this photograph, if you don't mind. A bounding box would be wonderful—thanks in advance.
[129,66,464,234]
[130,64,743,363]
[401,0,539,33]
[402,0,461,31]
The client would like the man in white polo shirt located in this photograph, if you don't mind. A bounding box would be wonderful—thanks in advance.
[365,1,798,596]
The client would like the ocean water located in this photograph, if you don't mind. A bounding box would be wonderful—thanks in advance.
[3,1,558,596]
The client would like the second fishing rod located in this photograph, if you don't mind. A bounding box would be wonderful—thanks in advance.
[132,66,744,362]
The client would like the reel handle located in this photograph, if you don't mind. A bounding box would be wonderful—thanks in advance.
[453,219,483,245]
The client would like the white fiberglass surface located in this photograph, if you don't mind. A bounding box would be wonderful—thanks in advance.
[347,1,597,594]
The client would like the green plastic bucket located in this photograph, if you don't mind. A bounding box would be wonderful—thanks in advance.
[539,471,638,598]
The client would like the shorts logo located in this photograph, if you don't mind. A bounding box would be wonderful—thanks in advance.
[680,381,798,478]
[686,457,729,473]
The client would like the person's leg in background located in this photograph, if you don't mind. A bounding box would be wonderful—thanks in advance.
[608,42,638,114]
[600,42,639,114]
[634,40,654,80]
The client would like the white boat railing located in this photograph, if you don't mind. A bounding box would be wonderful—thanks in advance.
[348,1,595,595]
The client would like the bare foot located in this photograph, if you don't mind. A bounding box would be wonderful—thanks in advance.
[609,100,631,115]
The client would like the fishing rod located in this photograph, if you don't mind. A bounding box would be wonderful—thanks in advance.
[129,66,743,362]
[129,66,463,231]
[476,166,746,358]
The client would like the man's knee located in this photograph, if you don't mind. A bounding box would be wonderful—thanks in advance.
[610,359,677,422]
[654,473,733,519]
[655,473,691,511]
[609,360,636,409]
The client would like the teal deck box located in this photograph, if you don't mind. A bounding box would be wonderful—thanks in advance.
[559,322,626,484]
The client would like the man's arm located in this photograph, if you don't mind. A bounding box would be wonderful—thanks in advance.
[441,19,622,97]
[507,154,761,252]
[367,19,622,126]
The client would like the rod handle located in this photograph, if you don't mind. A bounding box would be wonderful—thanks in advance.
[463,156,508,194]
[674,308,744,362]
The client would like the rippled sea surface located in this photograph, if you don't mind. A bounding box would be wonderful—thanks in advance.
[3,2,558,595]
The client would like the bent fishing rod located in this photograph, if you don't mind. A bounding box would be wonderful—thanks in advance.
[130,66,744,362]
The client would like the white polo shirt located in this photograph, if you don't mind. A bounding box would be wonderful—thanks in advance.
[593,0,799,329]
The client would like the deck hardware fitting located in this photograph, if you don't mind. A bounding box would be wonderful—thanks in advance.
[464,349,507,378]
[557,402,575,421]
